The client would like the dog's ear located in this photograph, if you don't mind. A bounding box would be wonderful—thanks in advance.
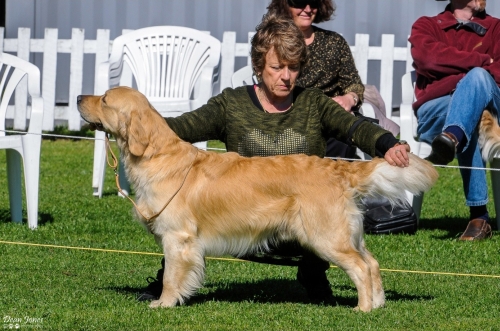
[127,110,149,157]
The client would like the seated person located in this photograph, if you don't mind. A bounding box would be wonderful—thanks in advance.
[409,0,499,240]
[138,15,409,303]
[266,0,399,145]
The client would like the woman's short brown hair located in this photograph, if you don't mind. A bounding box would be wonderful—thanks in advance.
[251,14,308,79]
[266,0,336,23]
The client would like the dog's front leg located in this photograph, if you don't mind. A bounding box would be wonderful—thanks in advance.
[150,231,205,308]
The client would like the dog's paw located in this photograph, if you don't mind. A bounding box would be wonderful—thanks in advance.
[149,297,177,308]
[372,292,385,309]
[353,304,372,312]
[372,299,385,309]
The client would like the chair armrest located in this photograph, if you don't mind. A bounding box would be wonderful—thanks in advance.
[24,63,43,134]
[27,95,44,134]
[399,71,420,153]
[360,103,376,119]
[399,102,418,149]
[191,65,218,109]
[96,57,128,94]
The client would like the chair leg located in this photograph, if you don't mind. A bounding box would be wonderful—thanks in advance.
[406,190,424,227]
[92,130,107,198]
[490,158,500,230]
[22,135,41,229]
[6,149,23,224]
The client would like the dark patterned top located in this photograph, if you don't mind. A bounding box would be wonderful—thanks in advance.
[166,86,394,158]
[297,26,364,105]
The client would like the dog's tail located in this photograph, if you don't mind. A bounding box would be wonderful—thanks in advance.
[479,110,500,162]
[356,154,439,206]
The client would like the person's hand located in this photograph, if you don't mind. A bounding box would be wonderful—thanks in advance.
[332,94,356,113]
[491,58,494,64]
[384,141,410,167]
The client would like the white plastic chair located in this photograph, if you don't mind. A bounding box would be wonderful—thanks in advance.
[92,26,221,197]
[400,70,500,228]
[231,65,258,87]
[0,52,44,229]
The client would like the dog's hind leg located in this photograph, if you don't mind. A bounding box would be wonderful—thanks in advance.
[150,232,205,308]
[359,241,385,309]
[307,212,377,312]
[326,248,374,312]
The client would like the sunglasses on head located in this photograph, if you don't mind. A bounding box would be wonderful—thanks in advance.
[287,0,320,9]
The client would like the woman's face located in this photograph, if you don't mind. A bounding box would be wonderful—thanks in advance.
[259,47,300,99]
[289,4,317,31]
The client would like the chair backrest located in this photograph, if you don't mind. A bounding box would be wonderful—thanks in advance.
[0,52,41,132]
[231,65,257,88]
[399,70,433,158]
[106,26,221,116]
[401,70,418,138]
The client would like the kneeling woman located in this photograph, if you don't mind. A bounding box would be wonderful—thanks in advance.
[138,15,410,303]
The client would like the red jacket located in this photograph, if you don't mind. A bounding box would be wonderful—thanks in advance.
[409,5,500,111]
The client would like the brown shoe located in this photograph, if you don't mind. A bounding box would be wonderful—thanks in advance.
[458,218,492,241]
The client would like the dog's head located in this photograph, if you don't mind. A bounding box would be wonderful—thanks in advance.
[77,86,158,157]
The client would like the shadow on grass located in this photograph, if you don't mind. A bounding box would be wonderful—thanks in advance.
[108,280,353,307]
[418,217,470,240]
[0,209,54,226]
[108,279,433,308]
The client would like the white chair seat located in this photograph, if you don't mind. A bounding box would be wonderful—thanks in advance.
[0,52,44,229]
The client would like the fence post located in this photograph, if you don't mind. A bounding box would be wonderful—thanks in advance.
[0,27,4,53]
[405,38,413,73]
[353,33,369,84]
[220,31,236,90]
[246,32,254,66]
[42,28,58,131]
[380,34,395,116]
[68,28,84,130]
[94,29,110,94]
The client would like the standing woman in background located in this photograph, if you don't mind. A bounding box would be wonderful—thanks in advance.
[266,0,365,158]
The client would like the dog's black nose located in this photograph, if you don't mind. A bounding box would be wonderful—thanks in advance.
[77,95,82,104]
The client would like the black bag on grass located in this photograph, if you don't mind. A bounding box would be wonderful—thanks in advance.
[361,195,417,235]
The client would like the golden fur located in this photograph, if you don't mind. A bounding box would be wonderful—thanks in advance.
[479,110,500,161]
[77,86,439,312]
[479,0,486,12]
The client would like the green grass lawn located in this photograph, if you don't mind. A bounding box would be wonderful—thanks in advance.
[0,139,499,331]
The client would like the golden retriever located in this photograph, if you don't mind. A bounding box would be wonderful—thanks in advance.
[479,110,500,160]
[77,86,439,312]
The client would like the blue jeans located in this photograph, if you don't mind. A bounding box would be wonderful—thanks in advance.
[416,68,500,206]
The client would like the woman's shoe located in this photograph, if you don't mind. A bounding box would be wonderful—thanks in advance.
[425,132,457,165]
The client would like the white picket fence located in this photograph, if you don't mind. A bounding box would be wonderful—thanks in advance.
[1,27,413,131]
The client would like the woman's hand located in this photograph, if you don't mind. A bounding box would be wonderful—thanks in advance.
[385,142,411,167]
[332,94,356,113]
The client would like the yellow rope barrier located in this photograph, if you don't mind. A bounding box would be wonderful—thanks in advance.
[1,240,499,279]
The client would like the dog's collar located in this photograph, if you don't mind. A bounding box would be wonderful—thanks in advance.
[105,135,198,221]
